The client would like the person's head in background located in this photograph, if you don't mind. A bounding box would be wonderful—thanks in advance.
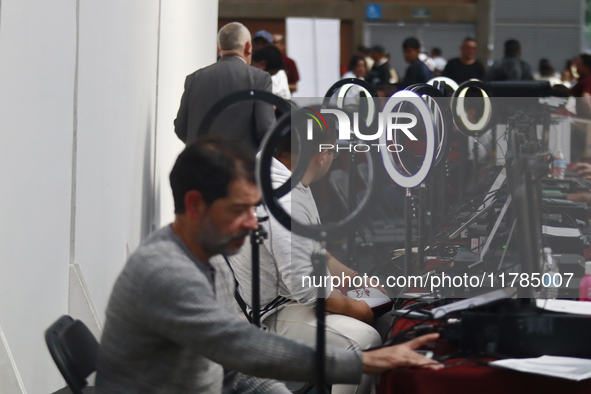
[357,45,371,57]
[252,45,284,76]
[562,58,577,82]
[252,30,273,52]
[460,37,477,62]
[272,34,286,54]
[402,37,421,63]
[575,54,591,79]
[370,45,386,62]
[348,55,367,78]
[504,39,521,58]
[218,22,252,65]
[169,136,259,260]
[538,58,555,77]
[430,47,442,59]
[275,110,338,186]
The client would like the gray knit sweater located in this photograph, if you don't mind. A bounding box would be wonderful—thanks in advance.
[95,225,362,393]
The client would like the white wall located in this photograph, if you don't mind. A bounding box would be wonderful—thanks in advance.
[0,0,218,392]
[155,0,219,228]
[287,17,340,97]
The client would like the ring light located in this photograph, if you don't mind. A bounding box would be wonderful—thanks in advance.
[427,76,459,92]
[451,79,493,137]
[379,90,436,189]
[257,109,383,241]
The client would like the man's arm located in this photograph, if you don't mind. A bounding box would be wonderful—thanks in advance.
[326,251,356,278]
[174,75,192,143]
[223,370,291,394]
[141,264,440,384]
[141,264,361,384]
[326,289,374,324]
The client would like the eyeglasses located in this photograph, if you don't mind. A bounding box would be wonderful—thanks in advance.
[323,148,339,159]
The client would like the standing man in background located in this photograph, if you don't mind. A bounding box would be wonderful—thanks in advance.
[486,39,533,82]
[430,48,447,77]
[174,22,275,151]
[401,38,434,87]
[443,37,485,84]
[367,45,392,87]
[273,33,300,93]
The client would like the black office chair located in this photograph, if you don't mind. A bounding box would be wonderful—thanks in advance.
[45,315,98,394]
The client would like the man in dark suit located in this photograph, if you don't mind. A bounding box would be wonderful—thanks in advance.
[367,45,391,87]
[174,22,276,151]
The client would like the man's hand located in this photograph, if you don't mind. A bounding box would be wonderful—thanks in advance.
[361,333,443,374]
[572,162,591,180]
[346,299,374,324]
[567,193,591,204]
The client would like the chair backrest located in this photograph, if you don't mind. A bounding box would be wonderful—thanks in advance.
[45,315,99,394]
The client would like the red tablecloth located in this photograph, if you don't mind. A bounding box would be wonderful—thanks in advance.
[378,358,591,394]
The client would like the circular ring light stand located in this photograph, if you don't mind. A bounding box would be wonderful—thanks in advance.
[323,78,378,100]
[405,84,453,268]
[198,89,292,136]
[323,78,379,136]
[380,90,438,276]
[450,79,493,137]
[427,76,460,94]
[394,84,453,172]
[380,90,437,189]
[450,79,494,188]
[258,113,383,242]
[199,90,300,198]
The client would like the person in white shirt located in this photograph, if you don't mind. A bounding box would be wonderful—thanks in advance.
[341,55,368,100]
[229,121,387,394]
[252,45,291,100]
[430,48,447,77]
[534,58,563,87]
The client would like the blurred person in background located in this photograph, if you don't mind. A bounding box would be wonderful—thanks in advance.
[385,52,399,84]
[486,39,533,81]
[534,58,562,86]
[570,54,591,117]
[430,47,447,77]
[401,37,434,87]
[273,33,300,93]
[367,45,392,87]
[561,58,577,88]
[252,29,273,51]
[357,45,374,72]
[341,55,368,102]
[252,45,291,100]
[443,37,485,84]
[342,55,367,80]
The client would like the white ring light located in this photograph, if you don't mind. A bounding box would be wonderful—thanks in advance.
[455,80,492,132]
[336,83,376,127]
[427,76,459,91]
[379,90,436,189]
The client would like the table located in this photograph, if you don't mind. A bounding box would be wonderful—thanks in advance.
[378,358,591,394]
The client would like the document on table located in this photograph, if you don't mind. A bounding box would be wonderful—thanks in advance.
[535,299,591,315]
[490,356,591,381]
[348,288,391,308]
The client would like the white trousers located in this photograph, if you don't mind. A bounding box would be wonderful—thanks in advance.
[263,303,382,394]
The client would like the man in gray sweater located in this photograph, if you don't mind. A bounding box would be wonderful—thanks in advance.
[95,136,441,393]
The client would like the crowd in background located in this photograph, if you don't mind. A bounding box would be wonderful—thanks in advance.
[345,37,591,102]
[239,28,591,108]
